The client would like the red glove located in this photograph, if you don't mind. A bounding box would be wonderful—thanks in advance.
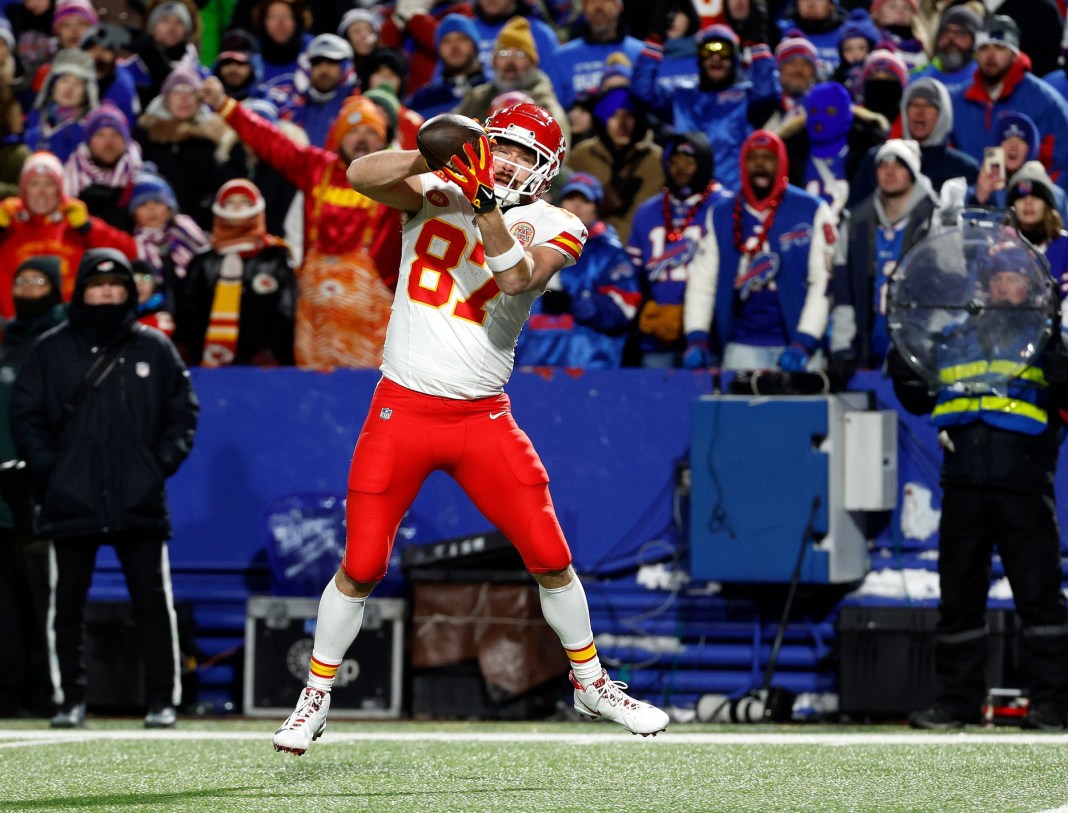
[441,135,497,214]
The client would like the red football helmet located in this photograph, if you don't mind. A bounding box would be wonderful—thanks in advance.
[484,102,565,205]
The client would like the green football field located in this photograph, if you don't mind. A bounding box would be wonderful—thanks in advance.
[3,720,1068,813]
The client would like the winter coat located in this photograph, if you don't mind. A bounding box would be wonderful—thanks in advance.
[135,104,248,231]
[567,131,664,244]
[0,211,138,319]
[174,243,297,366]
[455,69,571,146]
[10,278,198,539]
[950,55,1068,191]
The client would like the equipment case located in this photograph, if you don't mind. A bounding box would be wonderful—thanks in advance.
[243,596,404,719]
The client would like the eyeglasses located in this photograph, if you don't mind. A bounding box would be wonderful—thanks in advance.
[13,275,49,287]
[133,273,156,284]
[495,49,530,60]
[698,40,734,60]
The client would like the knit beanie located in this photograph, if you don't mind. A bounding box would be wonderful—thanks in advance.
[975,15,1020,55]
[861,48,908,87]
[434,13,479,50]
[1006,161,1058,210]
[19,152,68,203]
[212,178,266,218]
[363,85,400,132]
[161,63,203,97]
[495,17,539,65]
[129,169,178,213]
[325,95,387,152]
[84,102,130,143]
[838,8,880,49]
[775,30,819,71]
[52,0,99,34]
[937,6,981,39]
[995,111,1039,160]
[875,138,921,180]
[338,8,381,37]
[147,1,194,38]
[696,23,739,49]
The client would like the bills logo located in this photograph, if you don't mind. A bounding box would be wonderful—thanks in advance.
[648,241,696,281]
[511,222,535,246]
[735,252,779,301]
[778,224,812,250]
[427,190,449,207]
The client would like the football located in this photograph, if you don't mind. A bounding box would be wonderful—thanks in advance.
[417,114,487,171]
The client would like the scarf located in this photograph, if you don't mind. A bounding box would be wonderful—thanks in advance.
[203,212,268,366]
[64,141,142,198]
[134,213,209,281]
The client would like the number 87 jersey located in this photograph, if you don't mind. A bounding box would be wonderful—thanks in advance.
[381,172,587,400]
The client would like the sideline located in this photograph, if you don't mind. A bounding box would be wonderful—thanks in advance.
[3,728,1068,748]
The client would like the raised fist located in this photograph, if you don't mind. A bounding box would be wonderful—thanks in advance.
[200,76,228,112]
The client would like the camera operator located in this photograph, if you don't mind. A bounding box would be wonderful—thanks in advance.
[890,246,1068,731]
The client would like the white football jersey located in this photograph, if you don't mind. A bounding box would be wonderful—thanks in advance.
[381,172,587,399]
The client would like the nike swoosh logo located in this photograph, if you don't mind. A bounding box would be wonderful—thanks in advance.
[488,411,507,420]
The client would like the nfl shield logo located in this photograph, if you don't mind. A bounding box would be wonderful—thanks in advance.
[135,362,150,378]
[379,407,393,420]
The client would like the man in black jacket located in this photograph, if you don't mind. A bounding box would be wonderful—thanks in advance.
[10,248,198,729]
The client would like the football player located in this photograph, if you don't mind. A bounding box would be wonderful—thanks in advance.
[272,103,669,754]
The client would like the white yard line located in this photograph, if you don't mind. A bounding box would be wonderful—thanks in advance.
[3,729,1068,748]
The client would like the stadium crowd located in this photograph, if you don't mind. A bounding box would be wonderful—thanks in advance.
[4,0,1068,725]
[0,0,1062,370]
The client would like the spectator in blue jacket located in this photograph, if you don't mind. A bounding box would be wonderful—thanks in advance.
[406,14,488,120]
[514,172,639,369]
[682,129,835,372]
[910,6,980,95]
[775,0,848,75]
[950,15,1068,192]
[555,0,643,111]
[632,24,780,192]
[831,9,879,100]
[968,111,1068,221]
[24,48,97,165]
[282,34,356,149]
[627,131,730,368]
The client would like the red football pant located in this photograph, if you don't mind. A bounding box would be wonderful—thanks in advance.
[342,377,573,583]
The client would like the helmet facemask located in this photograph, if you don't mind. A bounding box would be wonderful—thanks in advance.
[484,102,564,208]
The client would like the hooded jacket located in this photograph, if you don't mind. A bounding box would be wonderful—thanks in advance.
[684,130,834,350]
[0,256,66,533]
[849,78,979,207]
[950,53,1068,191]
[10,248,198,539]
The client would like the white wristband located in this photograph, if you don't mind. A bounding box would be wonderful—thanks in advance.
[485,240,526,273]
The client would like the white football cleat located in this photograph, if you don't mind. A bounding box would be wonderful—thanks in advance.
[273,687,330,755]
[571,669,669,736]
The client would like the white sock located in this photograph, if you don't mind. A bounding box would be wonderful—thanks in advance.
[306,578,366,692]
[539,576,603,684]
